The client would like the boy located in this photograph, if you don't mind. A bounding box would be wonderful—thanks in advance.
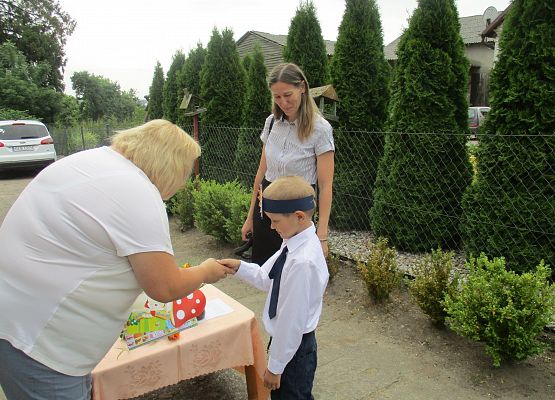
[220,175,329,399]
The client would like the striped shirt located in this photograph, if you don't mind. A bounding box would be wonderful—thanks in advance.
[260,114,334,185]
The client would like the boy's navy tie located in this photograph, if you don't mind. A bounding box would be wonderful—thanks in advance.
[268,246,288,319]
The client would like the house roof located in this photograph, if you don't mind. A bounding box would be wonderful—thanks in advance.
[384,12,500,60]
[309,85,338,101]
[237,30,336,55]
[482,5,511,39]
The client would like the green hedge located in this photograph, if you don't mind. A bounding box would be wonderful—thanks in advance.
[460,0,555,273]
[191,179,250,244]
[370,0,471,252]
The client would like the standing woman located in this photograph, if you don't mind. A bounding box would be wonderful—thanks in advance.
[242,63,335,265]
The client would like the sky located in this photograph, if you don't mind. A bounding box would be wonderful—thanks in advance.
[57,0,511,99]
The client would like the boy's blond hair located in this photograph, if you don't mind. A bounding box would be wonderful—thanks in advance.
[111,119,200,198]
[263,176,315,215]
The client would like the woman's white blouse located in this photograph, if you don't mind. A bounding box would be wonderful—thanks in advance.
[260,114,334,185]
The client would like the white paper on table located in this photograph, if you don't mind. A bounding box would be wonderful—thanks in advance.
[201,298,233,322]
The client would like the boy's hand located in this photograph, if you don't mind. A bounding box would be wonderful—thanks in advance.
[263,368,281,391]
[218,258,241,273]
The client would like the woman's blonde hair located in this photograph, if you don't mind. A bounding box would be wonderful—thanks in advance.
[111,119,201,199]
[263,175,316,215]
[268,63,320,142]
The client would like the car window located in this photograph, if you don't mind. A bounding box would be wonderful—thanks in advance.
[468,109,477,121]
[480,109,490,117]
[0,124,49,140]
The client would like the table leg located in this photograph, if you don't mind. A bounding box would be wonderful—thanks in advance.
[245,364,269,400]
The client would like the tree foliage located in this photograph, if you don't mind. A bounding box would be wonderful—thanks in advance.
[234,45,271,188]
[200,28,245,182]
[176,43,206,128]
[461,0,555,274]
[0,0,76,91]
[147,61,165,120]
[371,0,472,252]
[163,50,186,123]
[0,41,63,122]
[283,0,329,87]
[241,46,271,128]
[331,0,390,229]
[71,71,140,122]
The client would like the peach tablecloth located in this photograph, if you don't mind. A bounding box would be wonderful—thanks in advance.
[91,285,269,400]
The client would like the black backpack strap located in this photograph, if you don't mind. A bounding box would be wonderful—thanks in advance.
[268,116,275,135]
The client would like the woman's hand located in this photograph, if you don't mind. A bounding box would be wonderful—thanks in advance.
[241,217,253,241]
[264,368,281,391]
[198,258,234,283]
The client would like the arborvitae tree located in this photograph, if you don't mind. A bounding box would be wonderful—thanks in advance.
[200,28,245,182]
[163,50,186,123]
[241,53,252,88]
[370,0,472,252]
[283,0,329,87]
[176,43,206,128]
[241,47,270,128]
[234,46,271,188]
[147,61,164,120]
[330,0,390,229]
[461,1,555,274]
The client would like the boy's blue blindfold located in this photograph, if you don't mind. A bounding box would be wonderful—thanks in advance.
[262,195,314,214]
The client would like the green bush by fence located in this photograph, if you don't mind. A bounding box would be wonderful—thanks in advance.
[192,179,250,244]
[444,254,555,367]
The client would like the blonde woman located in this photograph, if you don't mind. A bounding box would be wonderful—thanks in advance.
[0,119,233,400]
[242,63,335,265]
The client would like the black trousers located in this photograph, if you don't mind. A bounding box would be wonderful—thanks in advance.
[270,331,317,400]
[251,179,283,265]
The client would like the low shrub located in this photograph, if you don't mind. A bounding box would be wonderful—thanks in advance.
[444,254,555,367]
[409,247,459,327]
[68,130,100,151]
[356,237,402,303]
[168,178,199,231]
[224,187,251,244]
[193,179,250,244]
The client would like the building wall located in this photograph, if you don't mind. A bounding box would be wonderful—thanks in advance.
[466,44,495,72]
[237,34,284,74]
[492,25,504,62]
[466,44,495,106]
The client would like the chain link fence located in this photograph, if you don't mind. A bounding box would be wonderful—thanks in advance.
[45,120,553,272]
[195,123,554,272]
[47,121,140,157]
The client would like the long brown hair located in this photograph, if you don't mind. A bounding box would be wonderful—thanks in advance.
[267,63,319,142]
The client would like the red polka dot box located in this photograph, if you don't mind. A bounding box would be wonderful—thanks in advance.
[120,263,207,350]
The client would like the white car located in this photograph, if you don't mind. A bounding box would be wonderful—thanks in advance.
[0,120,57,171]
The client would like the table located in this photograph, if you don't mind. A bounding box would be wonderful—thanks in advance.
[91,285,269,400]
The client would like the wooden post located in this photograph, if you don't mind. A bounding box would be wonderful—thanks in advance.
[193,114,200,178]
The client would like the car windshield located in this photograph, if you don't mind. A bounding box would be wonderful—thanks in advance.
[0,124,49,140]
[468,109,478,121]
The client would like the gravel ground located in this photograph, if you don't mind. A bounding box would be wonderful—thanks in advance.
[329,229,468,277]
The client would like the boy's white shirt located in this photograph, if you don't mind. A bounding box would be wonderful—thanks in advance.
[235,223,329,374]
